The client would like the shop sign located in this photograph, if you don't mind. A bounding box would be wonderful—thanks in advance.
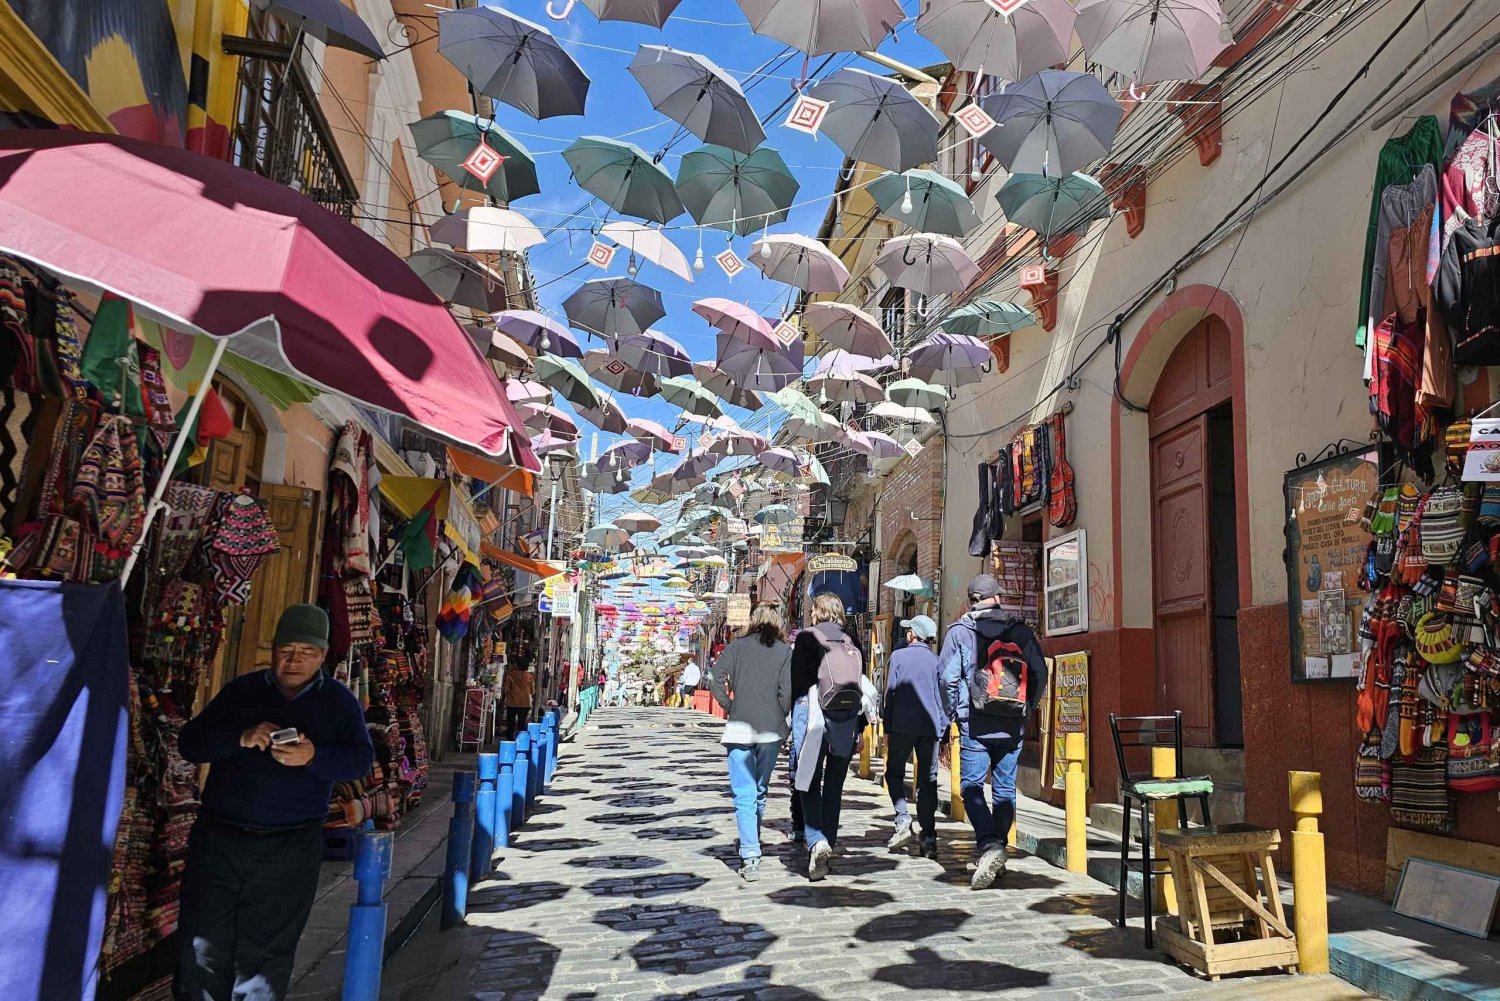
[809,553,857,573]
[1049,652,1089,790]
[550,582,576,618]
[1466,419,1500,480]
[726,593,751,627]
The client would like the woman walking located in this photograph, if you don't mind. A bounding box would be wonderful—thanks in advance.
[710,602,794,882]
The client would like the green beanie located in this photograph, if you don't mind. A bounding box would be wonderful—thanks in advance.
[274,603,330,649]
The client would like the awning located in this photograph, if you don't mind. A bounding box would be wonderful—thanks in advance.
[447,447,536,497]
[480,542,565,581]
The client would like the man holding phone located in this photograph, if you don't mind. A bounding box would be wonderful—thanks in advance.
[176,604,374,1001]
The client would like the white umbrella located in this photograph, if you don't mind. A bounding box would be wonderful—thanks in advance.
[430,206,544,254]
[600,221,694,283]
[875,234,979,297]
[1075,0,1232,85]
[802,301,893,357]
[749,233,850,293]
[870,400,937,426]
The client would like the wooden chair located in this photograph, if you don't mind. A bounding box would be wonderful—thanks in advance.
[1108,711,1214,948]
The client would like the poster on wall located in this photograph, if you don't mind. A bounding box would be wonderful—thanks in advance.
[1284,443,1383,683]
[726,594,750,627]
[1050,652,1090,790]
[1043,530,1088,637]
[991,541,1042,628]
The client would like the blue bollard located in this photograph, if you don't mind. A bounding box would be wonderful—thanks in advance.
[536,718,553,791]
[496,741,516,848]
[441,771,476,930]
[341,830,395,1001]
[471,753,498,883]
[526,723,544,807]
[545,711,559,784]
[513,729,531,828]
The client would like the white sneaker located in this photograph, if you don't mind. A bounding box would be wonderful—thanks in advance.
[808,841,832,882]
[970,846,1008,890]
[888,823,917,851]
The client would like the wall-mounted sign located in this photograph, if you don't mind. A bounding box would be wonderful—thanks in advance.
[1043,529,1087,637]
[726,593,751,627]
[809,553,857,573]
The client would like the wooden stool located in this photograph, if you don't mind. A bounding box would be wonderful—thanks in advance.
[1154,824,1299,980]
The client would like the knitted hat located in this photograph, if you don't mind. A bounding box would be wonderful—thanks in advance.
[1414,612,1463,664]
[274,603,330,649]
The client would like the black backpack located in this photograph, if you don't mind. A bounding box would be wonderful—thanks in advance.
[968,619,1029,717]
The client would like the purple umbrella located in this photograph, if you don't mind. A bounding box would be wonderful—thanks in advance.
[812,349,895,378]
[506,377,551,405]
[650,468,700,495]
[583,348,660,397]
[693,297,777,350]
[907,331,990,372]
[672,448,720,481]
[860,428,904,460]
[706,426,768,457]
[601,439,653,471]
[716,335,801,393]
[1075,0,1230,85]
[627,417,682,453]
[757,446,801,476]
[494,309,582,358]
[611,329,693,378]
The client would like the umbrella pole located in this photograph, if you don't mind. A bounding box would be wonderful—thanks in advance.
[120,335,230,586]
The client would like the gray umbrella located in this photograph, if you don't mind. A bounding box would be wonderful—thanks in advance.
[582,0,684,27]
[611,330,693,379]
[253,0,383,59]
[563,278,666,340]
[406,249,507,311]
[585,348,660,397]
[916,0,1077,81]
[979,70,1124,177]
[437,6,589,120]
[629,46,765,154]
[736,0,903,56]
[808,69,941,173]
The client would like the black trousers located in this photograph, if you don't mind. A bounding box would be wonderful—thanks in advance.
[505,706,530,739]
[174,818,324,1001]
[886,731,939,837]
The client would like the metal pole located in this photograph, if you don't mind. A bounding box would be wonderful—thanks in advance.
[341,830,394,1001]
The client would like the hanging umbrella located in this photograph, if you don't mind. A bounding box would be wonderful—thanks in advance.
[754,504,798,525]
[437,5,590,119]
[908,331,990,375]
[493,309,581,359]
[533,354,602,409]
[584,348,660,397]
[808,366,884,405]
[979,70,1125,177]
[254,0,384,59]
[507,378,552,406]
[660,376,724,418]
[791,448,830,486]
[706,427,767,457]
[582,0,684,27]
[692,298,777,350]
[430,206,544,254]
[600,439,653,472]
[406,248,508,311]
[815,349,895,375]
[578,390,631,434]
[617,510,662,534]
[600,221,693,283]
[875,234,979,296]
[888,376,950,410]
[1075,0,1231,85]
[757,446,801,476]
[807,69,941,174]
[861,428,905,460]
[522,403,580,436]
[586,524,632,550]
[770,388,842,442]
[627,417,682,453]
[632,484,675,505]
[581,465,634,494]
[995,171,1111,246]
[693,554,729,569]
[884,573,932,595]
[677,145,800,236]
[672,449,720,481]
[916,0,1076,81]
[531,429,577,455]
[693,360,762,410]
[610,330,693,379]
[651,468,702,496]
[717,337,801,393]
[629,46,766,154]
[802,301,893,357]
[467,324,531,369]
[944,300,1037,338]
[409,112,539,204]
[563,278,666,340]
[563,137,685,225]
[870,400,937,425]
[748,234,850,293]
[735,0,902,55]
[869,169,979,237]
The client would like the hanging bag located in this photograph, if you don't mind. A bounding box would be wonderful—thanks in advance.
[1420,487,1465,565]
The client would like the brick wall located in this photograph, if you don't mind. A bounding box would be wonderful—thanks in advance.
[876,445,944,616]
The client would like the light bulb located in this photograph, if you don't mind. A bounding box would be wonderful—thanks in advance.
[540,334,550,350]
[627,255,639,277]
[761,240,772,259]
[1218,20,1233,43]
[971,164,981,183]
[693,248,705,272]
[900,189,914,214]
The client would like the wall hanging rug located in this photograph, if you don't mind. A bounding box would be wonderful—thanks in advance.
[0,387,41,534]
[1389,745,1455,834]
[0,578,128,1001]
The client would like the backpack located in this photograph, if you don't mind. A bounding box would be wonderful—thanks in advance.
[811,627,864,712]
[969,619,1029,717]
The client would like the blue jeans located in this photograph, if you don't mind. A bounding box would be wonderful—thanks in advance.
[886,731,938,836]
[726,743,780,860]
[959,734,1022,852]
[787,697,807,834]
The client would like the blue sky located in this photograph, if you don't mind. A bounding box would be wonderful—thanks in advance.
[482,0,944,527]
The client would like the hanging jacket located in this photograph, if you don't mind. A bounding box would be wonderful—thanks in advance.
[1436,216,1500,365]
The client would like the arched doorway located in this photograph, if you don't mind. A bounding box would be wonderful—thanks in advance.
[1149,316,1243,748]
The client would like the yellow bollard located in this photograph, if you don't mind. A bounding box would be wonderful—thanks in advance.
[859,721,873,779]
[1289,771,1329,974]
[1151,746,1180,915]
[948,723,965,822]
[1064,732,1087,873]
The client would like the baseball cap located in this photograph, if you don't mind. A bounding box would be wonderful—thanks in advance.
[967,574,1001,600]
[901,615,938,641]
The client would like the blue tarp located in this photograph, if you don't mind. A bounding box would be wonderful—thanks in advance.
[0,579,129,1001]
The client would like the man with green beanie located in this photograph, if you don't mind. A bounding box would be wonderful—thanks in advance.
[176,603,374,1001]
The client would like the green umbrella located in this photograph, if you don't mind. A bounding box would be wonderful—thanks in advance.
[676,144,800,236]
[533,354,602,409]
[660,376,724,418]
[409,111,539,204]
[562,136,685,225]
[868,169,978,237]
[943,299,1037,338]
[769,387,841,442]
[995,171,1110,247]
[887,377,949,410]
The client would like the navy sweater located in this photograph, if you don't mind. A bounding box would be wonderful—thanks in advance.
[179,670,375,830]
[883,643,948,738]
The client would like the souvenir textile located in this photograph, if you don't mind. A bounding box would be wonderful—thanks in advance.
[1388,745,1454,833]
[204,492,280,607]
[0,388,41,533]
[1447,711,1500,792]
[69,415,146,577]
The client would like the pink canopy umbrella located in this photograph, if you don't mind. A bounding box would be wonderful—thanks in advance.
[505,378,552,405]
[627,417,683,453]
[531,429,578,455]
[860,428,905,460]
[803,302,894,357]
[692,297,777,350]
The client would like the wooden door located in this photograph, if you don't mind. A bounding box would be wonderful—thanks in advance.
[233,483,320,676]
[1151,416,1214,745]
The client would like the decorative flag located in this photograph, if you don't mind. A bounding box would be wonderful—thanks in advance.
[784,95,831,136]
[461,139,508,183]
[398,483,444,572]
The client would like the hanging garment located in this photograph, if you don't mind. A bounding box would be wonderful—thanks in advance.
[68,415,146,579]
[1047,411,1077,529]
[204,492,280,608]
[1440,119,1500,248]
[1364,166,1437,376]
[1356,116,1445,350]
[1370,310,1429,472]
[330,421,374,577]
[1388,745,1454,834]
[0,258,37,393]
[1436,216,1500,366]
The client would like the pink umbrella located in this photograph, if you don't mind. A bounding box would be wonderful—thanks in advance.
[522,403,580,437]
[1075,0,1231,85]
[627,417,683,453]
[749,233,850,292]
[693,297,777,350]
[506,378,552,405]
[813,349,895,376]
[531,429,578,455]
[803,302,894,357]
[860,428,905,460]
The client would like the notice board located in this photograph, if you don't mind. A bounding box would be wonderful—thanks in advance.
[1049,651,1090,790]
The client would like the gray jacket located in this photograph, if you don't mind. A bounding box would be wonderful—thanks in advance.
[710,635,793,745]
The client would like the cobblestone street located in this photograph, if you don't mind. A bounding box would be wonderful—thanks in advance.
[384,709,1367,1001]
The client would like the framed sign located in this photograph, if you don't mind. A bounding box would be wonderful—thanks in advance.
[1393,859,1500,938]
[1284,444,1383,683]
[1043,530,1087,636]
[1049,652,1090,790]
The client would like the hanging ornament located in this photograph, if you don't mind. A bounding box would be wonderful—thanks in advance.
[693,228,706,272]
[627,253,640,277]
[588,240,618,270]
[784,94,831,137]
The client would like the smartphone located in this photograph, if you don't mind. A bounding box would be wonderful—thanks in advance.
[270,727,301,746]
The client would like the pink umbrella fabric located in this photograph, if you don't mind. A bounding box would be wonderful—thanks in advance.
[531,429,578,455]
[506,378,552,405]
[812,349,894,378]
[860,428,905,459]
[907,331,990,372]
[749,233,850,293]
[693,297,777,350]
[0,130,536,465]
[627,417,683,453]
[917,0,1077,81]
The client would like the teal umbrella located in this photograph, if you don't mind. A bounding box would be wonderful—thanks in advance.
[887,377,949,410]
[869,169,978,237]
[563,137,685,225]
[660,376,724,418]
[409,111,539,204]
[995,171,1110,247]
[533,354,601,409]
[676,144,800,236]
[943,299,1037,338]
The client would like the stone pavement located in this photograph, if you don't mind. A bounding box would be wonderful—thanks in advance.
[381,708,1368,1001]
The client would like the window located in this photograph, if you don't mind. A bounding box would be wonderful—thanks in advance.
[1043,529,1088,637]
[880,287,906,351]
[964,73,1001,192]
